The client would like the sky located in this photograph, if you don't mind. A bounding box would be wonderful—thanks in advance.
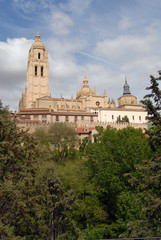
[0,0,161,110]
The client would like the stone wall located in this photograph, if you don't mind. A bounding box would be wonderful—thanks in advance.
[17,121,147,133]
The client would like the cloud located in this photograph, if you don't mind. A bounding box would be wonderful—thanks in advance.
[59,0,93,16]
[93,26,161,100]
[0,38,33,109]
[94,33,157,62]
[13,0,51,13]
[118,16,133,31]
[50,11,73,36]
[46,37,87,60]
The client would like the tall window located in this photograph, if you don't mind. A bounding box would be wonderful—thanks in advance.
[56,116,59,122]
[41,67,43,76]
[65,116,69,122]
[38,53,40,59]
[35,66,37,76]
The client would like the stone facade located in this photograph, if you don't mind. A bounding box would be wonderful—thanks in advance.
[19,33,49,109]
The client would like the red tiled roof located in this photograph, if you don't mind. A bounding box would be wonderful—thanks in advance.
[77,127,94,134]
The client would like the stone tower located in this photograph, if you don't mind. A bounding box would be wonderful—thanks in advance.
[19,33,49,109]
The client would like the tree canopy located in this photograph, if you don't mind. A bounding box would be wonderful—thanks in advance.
[0,71,160,239]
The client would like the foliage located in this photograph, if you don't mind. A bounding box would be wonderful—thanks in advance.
[85,125,152,238]
[117,115,129,123]
[33,122,78,161]
[141,71,161,152]
[0,101,77,239]
[122,72,161,237]
[55,158,108,237]
[1,77,161,240]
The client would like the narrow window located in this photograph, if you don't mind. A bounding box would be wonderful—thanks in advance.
[41,67,43,76]
[75,116,77,122]
[90,116,93,122]
[132,116,134,120]
[56,116,59,122]
[38,53,40,59]
[35,66,37,76]
[81,116,84,120]
[112,115,114,120]
[139,116,141,121]
[65,116,69,122]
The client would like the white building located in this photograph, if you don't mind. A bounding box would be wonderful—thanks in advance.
[98,79,147,124]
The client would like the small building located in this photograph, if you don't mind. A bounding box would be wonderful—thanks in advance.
[98,79,147,124]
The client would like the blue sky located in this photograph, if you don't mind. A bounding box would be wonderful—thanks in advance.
[0,0,161,110]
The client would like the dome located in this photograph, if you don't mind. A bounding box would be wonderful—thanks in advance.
[76,75,94,99]
[31,32,45,49]
[123,78,131,95]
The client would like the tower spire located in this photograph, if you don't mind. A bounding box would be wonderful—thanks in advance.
[35,32,40,42]
[83,74,89,88]
[123,76,131,95]
[125,74,127,84]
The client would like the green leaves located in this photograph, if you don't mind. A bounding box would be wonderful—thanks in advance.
[141,71,161,152]
[33,122,78,162]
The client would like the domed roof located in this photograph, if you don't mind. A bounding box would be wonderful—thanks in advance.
[76,75,94,99]
[123,77,131,95]
[31,32,45,49]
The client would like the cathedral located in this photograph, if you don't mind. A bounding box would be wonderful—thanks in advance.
[19,33,115,112]
[18,33,147,128]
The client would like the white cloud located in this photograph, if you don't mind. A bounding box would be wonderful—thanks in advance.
[118,16,133,31]
[59,0,93,16]
[94,34,157,61]
[50,11,73,36]
[47,37,87,59]
[0,38,33,109]
[13,0,51,13]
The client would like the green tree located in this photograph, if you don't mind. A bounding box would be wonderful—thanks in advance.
[33,122,78,162]
[117,115,129,123]
[55,157,108,239]
[141,71,161,152]
[121,72,161,237]
[85,125,152,238]
[0,101,77,239]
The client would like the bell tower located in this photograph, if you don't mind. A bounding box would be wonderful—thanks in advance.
[19,33,49,109]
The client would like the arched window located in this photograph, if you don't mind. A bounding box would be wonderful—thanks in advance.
[35,66,37,76]
[41,67,43,76]
[38,53,40,59]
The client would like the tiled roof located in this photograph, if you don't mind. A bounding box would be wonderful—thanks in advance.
[77,127,94,134]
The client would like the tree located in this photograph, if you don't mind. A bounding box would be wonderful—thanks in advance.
[55,157,108,239]
[33,122,78,162]
[121,72,161,237]
[141,71,161,152]
[85,125,152,238]
[116,115,129,123]
[0,101,77,239]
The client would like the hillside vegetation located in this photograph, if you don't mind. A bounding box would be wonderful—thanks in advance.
[0,73,160,239]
